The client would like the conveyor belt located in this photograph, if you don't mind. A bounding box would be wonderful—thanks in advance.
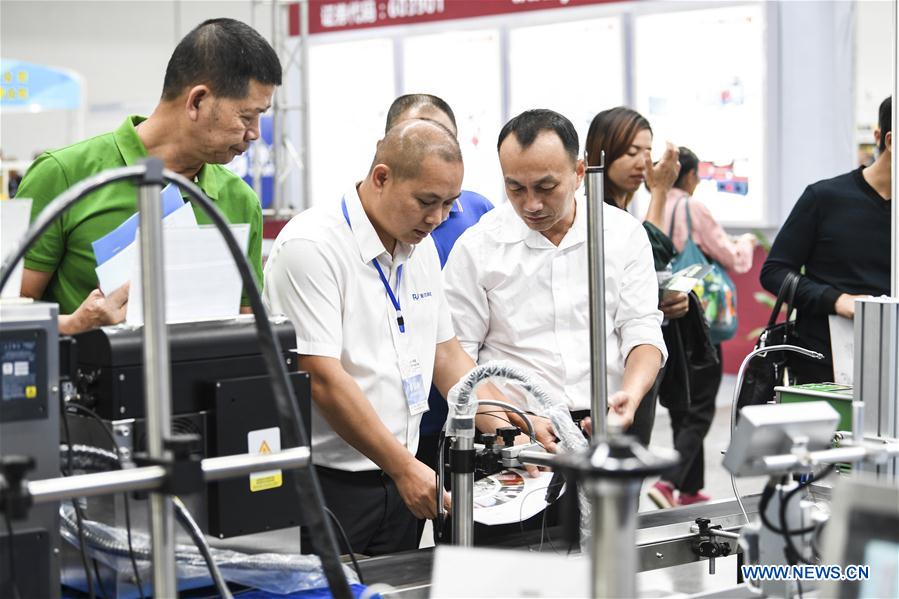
[356,494,761,596]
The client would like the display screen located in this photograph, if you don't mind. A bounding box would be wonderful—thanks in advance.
[845,511,899,599]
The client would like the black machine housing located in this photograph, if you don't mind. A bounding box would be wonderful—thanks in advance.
[65,316,311,538]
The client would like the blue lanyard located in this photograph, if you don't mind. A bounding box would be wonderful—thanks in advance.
[342,198,406,333]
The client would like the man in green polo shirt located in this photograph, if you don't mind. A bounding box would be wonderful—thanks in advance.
[17,18,281,335]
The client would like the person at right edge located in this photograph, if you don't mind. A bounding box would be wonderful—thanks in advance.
[760,96,892,384]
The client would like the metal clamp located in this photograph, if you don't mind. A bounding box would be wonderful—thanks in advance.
[691,518,734,575]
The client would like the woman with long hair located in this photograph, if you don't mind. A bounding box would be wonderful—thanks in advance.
[584,107,719,508]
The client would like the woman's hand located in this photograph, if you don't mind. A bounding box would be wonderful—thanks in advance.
[644,141,680,192]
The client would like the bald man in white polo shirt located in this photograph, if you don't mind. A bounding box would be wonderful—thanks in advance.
[263,120,543,555]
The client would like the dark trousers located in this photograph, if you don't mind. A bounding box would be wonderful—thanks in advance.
[302,465,418,556]
[667,345,722,494]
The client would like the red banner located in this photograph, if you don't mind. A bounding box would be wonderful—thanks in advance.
[288,0,620,36]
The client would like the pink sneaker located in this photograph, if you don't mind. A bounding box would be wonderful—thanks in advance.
[647,481,677,509]
[679,490,711,505]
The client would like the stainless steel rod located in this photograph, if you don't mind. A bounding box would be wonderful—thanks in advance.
[590,479,640,598]
[202,447,310,480]
[451,435,474,547]
[516,449,559,468]
[28,448,311,505]
[138,170,177,598]
[270,0,283,215]
[29,466,168,504]
[299,0,312,212]
[584,156,609,437]
[689,523,741,540]
[891,0,897,295]
[760,443,899,471]
[853,400,865,445]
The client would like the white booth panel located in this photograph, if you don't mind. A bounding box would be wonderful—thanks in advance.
[308,38,395,207]
[633,4,766,226]
[403,29,503,204]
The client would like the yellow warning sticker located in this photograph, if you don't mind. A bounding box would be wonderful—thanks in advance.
[25,385,37,398]
[248,427,282,492]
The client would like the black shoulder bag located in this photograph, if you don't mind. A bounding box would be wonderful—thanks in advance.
[736,271,801,411]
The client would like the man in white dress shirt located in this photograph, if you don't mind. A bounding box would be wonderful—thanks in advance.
[444,109,666,436]
[263,119,544,555]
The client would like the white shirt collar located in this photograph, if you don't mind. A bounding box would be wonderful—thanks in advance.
[343,185,413,265]
[495,195,588,250]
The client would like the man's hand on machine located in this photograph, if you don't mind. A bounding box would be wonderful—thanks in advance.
[607,390,639,430]
[505,413,557,477]
[506,412,557,454]
[579,390,640,436]
[390,456,450,519]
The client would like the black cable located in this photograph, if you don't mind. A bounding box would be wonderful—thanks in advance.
[517,477,564,554]
[759,476,817,536]
[323,507,364,585]
[61,401,96,599]
[65,403,145,598]
[92,559,110,598]
[778,465,835,566]
[172,496,232,599]
[0,164,351,598]
[172,171,350,598]
[4,510,22,599]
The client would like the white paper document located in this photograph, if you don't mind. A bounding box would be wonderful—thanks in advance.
[95,201,199,296]
[472,468,562,526]
[126,223,249,326]
[1,198,33,298]
[432,545,587,598]
[829,315,854,385]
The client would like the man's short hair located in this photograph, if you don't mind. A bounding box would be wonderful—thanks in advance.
[496,109,579,163]
[878,96,892,153]
[373,119,462,180]
[385,94,457,134]
[162,18,282,100]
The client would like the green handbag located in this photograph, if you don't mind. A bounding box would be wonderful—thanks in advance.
[668,197,739,344]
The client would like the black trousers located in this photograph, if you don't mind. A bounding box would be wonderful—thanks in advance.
[666,345,722,494]
[302,465,418,556]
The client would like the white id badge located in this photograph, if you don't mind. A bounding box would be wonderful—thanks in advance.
[400,356,428,416]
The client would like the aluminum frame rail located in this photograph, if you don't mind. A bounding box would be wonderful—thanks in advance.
[584,153,609,438]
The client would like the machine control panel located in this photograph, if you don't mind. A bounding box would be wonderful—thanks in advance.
[0,329,47,422]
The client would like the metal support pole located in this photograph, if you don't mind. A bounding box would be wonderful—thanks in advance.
[201,446,310,480]
[891,0,897,296]
[451,435,474,546]
[137,158,176,598]
[589,479,641,598]
[299,0,312,212]
[584,155,609,437]
[271,0,283,216]
[27,448,311,505]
